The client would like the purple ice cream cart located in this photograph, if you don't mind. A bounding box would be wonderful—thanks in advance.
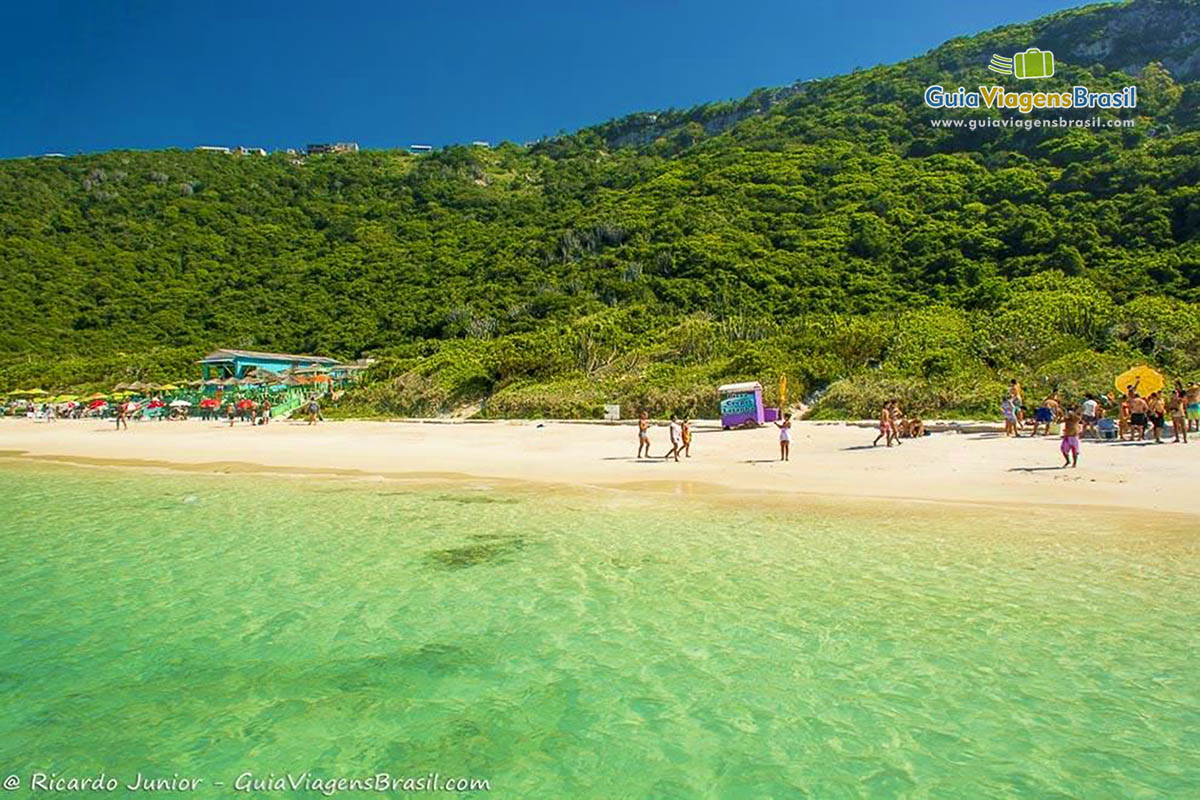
[718,382,779,429]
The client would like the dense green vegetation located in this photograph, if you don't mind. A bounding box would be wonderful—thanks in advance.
[2,0,1200,418]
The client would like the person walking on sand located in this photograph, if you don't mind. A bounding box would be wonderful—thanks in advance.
[261,397,271,425]
[1060,406,1081,468]
[889,399,906,444]
[680,418,692,458]
[775,412,792,461]
[115,400,129,431]
[637,411,651,459]
[873,400,894,447]
[226,401,236,428]
[307,397,321,425]
[664,415,682,462]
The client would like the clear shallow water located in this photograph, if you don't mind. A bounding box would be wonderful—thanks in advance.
[0,462,1197,798]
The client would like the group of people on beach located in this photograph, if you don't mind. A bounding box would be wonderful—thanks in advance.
[1001,378,1198,467]
[637,410,796,461]
[872,399,925,447]
[637,413,693,461]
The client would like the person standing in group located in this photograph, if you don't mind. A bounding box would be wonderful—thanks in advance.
[1169,386,1188,444]
[1187,383,1200,433]
[1081,393,1100,439]
[889,398,906,443]
[1128,391,1148,441]
[874,400,894,446]
[775,412,792,461]
[261,397,272,425]
[1000,396,1020,438]
[664,415,682,462]
[637,412,652,459]
[1147,391,1167,444]
[679,418,692,458]
[1118,393,1132,440]
[1009,379,1025,428]
[1060,405,1082,468]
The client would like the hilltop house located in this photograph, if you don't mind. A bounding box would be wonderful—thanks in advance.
[307,142,359,155]
[198,348,340,379]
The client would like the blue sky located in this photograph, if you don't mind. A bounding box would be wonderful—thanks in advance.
[0,0,1089,157]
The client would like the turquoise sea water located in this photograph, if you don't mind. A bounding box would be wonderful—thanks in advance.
[0,461,1197,798]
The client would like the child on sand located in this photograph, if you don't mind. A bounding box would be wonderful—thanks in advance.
[637,412,651,459]
[1009,379,1025,426]
[774,412,792,461]
[1060,406,1081,468]
[1001,397,1020,438]
[680,418,692,458]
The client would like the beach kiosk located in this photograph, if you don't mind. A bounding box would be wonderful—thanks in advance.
[718,382,778,429]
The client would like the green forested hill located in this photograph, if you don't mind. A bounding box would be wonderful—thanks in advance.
[2,0,1200,417]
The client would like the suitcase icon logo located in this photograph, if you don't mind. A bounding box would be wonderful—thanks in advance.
[988,48,1055,79]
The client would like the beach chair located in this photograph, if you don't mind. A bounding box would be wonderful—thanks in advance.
[1097,418,1117,440]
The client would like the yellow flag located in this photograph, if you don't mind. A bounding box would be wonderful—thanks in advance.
[779,375,788,409]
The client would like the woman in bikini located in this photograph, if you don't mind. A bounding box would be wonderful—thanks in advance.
[680,418,692,458]
[637,412,651,459]
[1169,387,1188,444]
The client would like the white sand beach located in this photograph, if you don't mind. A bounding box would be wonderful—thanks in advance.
[1,417,1196,517]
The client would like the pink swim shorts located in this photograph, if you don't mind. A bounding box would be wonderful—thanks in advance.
[1060,436,1080,455]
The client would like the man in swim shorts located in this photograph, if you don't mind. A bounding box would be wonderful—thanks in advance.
[1060,406,1081,468]
[1128,392,1148,441]
[1186,383,1200,433]
[1032,391,1059,437]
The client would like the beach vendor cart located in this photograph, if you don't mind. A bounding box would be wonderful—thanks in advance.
[718,382,779,429]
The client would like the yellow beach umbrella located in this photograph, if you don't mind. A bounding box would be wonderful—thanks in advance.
[1115,365,1164,396]
[158,384,180,391]
[24,388,47,396]
[87,392,108,400]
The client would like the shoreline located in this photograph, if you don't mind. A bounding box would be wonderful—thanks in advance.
[1,417,1197,518]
